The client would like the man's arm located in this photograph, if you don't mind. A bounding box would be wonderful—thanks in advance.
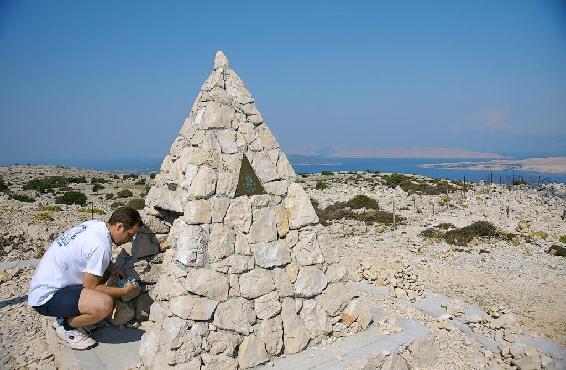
[83,272,136,298]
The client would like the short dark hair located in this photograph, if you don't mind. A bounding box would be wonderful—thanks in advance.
[108,207,143,230]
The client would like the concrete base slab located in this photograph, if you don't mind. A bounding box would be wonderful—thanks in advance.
[256,308,429,370]
[46,318,143,370]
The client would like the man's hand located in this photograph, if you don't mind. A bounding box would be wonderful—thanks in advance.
[123,281,139,296]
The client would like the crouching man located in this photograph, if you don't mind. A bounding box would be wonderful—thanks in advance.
[28,207,142,349]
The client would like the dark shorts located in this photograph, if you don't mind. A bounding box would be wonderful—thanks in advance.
[32,285,83,318]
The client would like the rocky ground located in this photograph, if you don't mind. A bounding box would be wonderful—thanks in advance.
[0,165,565,369]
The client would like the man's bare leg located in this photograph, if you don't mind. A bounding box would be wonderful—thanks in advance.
[66,288,113,328]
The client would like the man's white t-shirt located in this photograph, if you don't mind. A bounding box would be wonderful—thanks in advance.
[28,220,113,307]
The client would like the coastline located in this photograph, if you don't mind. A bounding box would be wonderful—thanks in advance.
[420,157,566,175]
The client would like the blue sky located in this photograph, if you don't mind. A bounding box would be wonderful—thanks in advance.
[1,0,565,163]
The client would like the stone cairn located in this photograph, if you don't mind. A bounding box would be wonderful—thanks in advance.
[138,51,373,369]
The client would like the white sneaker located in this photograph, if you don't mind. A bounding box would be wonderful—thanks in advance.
[52,318,97,350]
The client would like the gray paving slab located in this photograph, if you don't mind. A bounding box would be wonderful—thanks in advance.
[256,308,429,370]
[0,258,39,271]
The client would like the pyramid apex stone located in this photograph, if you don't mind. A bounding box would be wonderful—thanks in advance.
[214,50,229,69]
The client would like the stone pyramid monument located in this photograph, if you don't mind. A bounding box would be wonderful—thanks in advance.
[138,51,372,369]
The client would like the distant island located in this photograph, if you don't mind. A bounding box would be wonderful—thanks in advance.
[420,157,566,174]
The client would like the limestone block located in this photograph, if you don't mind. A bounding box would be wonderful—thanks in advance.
[299,299,332,338]
[281,298,310,354]
[264,180,289,196]
[202,86,233,106]
[210,198,230,223]
[216,129,238,154]
[294,230,324,266]
[275,206,290,237]
[325,262,348,283]
[343,298,373,330]
[201,101,235,129]
[216,170,238,198]
[201,353,239,370]
[201,68,224,92]
[249,207,277,243]
[286,262,299,283]
[211,254,255,274]
[256,123,279,150]
[286,230,299,248]
[277,152,296,179]
[146,185,184,213]
[207,330,242,356]
[237,335,269,369]
[174,327,204,364]
[294,266,328,298]
[256,316,284,356]
[272,267,294,297]
[208,225,236,262]
[184,199,212,224]
[188,166,217,199]
[253,240,291,268]
[170,295,218,321]
[316,283,356,317]
[174,224,209,267]
[235,233,251,255]
[152,273,187,301]
[213,297,256,335]
[149,301,170,326]
[185,269,229,301]
[224,196,252,233]
[381,353,409,370]
[139,212,170,234]
[225,69,254,104]
[139,331,160,368]
[162,316,190,349]
[239,268,275,299]
[248,114,263,126]
[250,194,271,208]
[229,273,240,296]
[254,291,282,320]
[111,301,134,326]
[284,183,318,229]
[251,151,279,183]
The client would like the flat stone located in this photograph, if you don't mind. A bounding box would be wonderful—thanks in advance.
[294,266,328,298]
[188,166,217,199]
[255,291,282,320]
[253,240,291,268]
[275,206,290,237]
[237,335,269,369]
[249,207,277,243]
[224,196,252,233]
[201,101,235,129]
[284,183,318,229]
[281,298,310,354]
[170,295,218,321]
[208,224,236,262]
[211,198,231,223]
[184,268,229,301]
[207,330,242,356]
[184,199,212,224]
[213,297,256,335]
[162,316,189,350]
[272,267,294,297]
[343,298,373,330]
[239,268,275,299]
[256,316,284,356]
[316,283,356,316]
[299,299,332,338]
[294,229,325,266]
[325,263,348,283]
[174,223,209,267]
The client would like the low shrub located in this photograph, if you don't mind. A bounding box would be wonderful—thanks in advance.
[23,175,86,193]
[123,174,139,180]
[529,231,548,240]
[117,189,133,198]
[312,199,402,226]
[91,177,108,184]
[0,176,8,192]
[383,173,405,188]
[150,173,156,179]
[111,201,125,209]
[346,195,379,210]
[126,198,145,210]
[55,191,87,206]
[443,221,497,246]
[105,193,115,200]
[92,184,105,192]
[321,171,333,176]
[11,193,35,202]
[315,181,327,190]
[111,174,120,179]
[35,212,54,221]
[560,235,566,244]
[134,178,146,185]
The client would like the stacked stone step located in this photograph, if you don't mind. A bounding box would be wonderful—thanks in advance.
[138,51,372,369]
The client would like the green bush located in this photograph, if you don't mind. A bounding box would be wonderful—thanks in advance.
[117,189,133,198]
[126,198,145,210]
[105,193,115,200]
[34,212,54,221]
[321,171,333,176]
[315,181,327,190]
[111,201,125,209]
[150,173,156,179]
[383,173,405,188]
[444,221,497,246]
[111,174,120,179]
[123,174,139,180]
[0,176,8,192]
[346,195,379,210]
[91,177,108,184]
[559,235,566,244]
[23,175,86,193]
[11,193,35,202]
[92,184,105,192]
[55,191,87,206]
[134,178,146,185]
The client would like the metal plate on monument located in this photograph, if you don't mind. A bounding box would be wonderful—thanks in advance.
[235,155,266,196]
